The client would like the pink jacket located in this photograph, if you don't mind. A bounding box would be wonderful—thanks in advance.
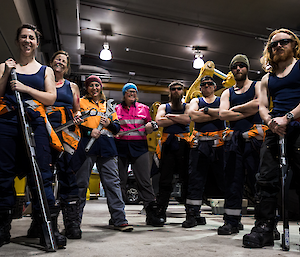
[115,102,151,141]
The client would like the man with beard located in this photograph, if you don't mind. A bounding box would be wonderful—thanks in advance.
[155,81,191,225]
[243,29,300,248]
[217,54,266,235]
[182,76,226,228]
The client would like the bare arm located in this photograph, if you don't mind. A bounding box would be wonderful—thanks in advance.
[0,59,17,97]
[166,103,191,125]
[11,66,56,105]
[219,88,247,121]
[155,104,175,127]
[259,76,272,125]
[70,82,81,115]
[188,97,219,122]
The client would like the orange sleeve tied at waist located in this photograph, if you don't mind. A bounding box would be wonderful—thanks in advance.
[155,132,192,159]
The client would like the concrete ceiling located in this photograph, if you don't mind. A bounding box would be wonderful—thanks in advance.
[1,0,300,89]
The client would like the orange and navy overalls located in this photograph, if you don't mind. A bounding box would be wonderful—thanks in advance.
[223,82,267,228]
[185,96,226,214]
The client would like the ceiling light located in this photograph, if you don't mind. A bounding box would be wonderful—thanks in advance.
[193,54,204,69]
[99,42,112,61]
[192,46,205,69]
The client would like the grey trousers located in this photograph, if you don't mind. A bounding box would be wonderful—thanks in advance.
[118,152,155,208]
[75,155,128,226]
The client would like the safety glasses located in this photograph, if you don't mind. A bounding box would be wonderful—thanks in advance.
[269,38,294,49]
[170,87,183,91]
[200,81,215,87]
[231,63,248,70]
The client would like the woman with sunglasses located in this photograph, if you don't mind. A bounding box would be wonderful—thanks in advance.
[0,24,66,248]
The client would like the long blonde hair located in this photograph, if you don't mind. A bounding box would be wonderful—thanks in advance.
[260,28,300,73]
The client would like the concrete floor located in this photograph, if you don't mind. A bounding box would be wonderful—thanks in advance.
[1,198,300,257]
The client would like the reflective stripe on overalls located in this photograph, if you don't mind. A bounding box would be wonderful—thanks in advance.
[46,106,81,155]
[190,129,224,148]
[223,124,268,142]
[25,100,64,152]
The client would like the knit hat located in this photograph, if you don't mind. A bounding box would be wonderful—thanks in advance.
[85,75,102,89]
[229,54,250,70]
[122,83,138,95]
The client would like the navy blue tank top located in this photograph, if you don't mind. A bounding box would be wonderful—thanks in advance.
[269,60,300,116]
[4,65,46,106]
[195,97,225,132]
[229,81,262,132]
[163,103,190,134]
[2,65,47,123]
[54,80,73,109]
[47,80,74,128]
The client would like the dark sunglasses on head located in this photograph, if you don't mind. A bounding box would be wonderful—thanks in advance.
[170,87,183,91]
[231,62,248,70]
[200,81,215,87]
[269,38,294,49]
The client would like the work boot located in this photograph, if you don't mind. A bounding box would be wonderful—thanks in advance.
[0,210,12,247]
[145,202,165,227]
[218,222,239,235]
[39,207,67,249]
[156,204,168,224]
[196,216,206,225]
[27,211,41,238]
[182,205,206,228]
[61,200,82,239]
[243,220,274,248]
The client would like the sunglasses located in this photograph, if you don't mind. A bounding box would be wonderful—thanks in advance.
[170,87,183,91]
[200,81,215,87]
[231,62,248,70]
[269,38,294,49]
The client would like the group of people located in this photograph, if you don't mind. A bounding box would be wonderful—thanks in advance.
[0,22,300,252]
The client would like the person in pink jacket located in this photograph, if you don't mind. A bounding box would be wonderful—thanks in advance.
[115,83,164,227]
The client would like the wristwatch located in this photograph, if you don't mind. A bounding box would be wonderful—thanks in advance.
[285,112,294,122]
[203,106,209,114]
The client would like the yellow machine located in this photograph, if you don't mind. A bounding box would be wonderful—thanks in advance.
[147,60,236,151]
[185,60,236,103]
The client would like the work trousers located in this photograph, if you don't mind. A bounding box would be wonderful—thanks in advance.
[157,139,190,208]
[223,136,262,226]
[186,143,225,209]
[118,152,155,207]
[75,155,127,226]
[0,118,55,211]
[54,150,79,202]
[255,129,300,221]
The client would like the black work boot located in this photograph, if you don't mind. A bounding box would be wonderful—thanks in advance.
[39,207,67,249]
[61,200,82,239]
[218,222,239,235]
[0,210,12,247]
[145,202,165,227]
[156,204,168,224]
[243,220,274,248]
[182,205,206,228]
[27,211,41,238]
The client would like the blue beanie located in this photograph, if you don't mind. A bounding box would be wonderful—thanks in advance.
[122,83,138,95]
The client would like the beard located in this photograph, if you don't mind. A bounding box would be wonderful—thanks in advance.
[170,92,183,110]
[234,72,247,82]
[272,47,294,64]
